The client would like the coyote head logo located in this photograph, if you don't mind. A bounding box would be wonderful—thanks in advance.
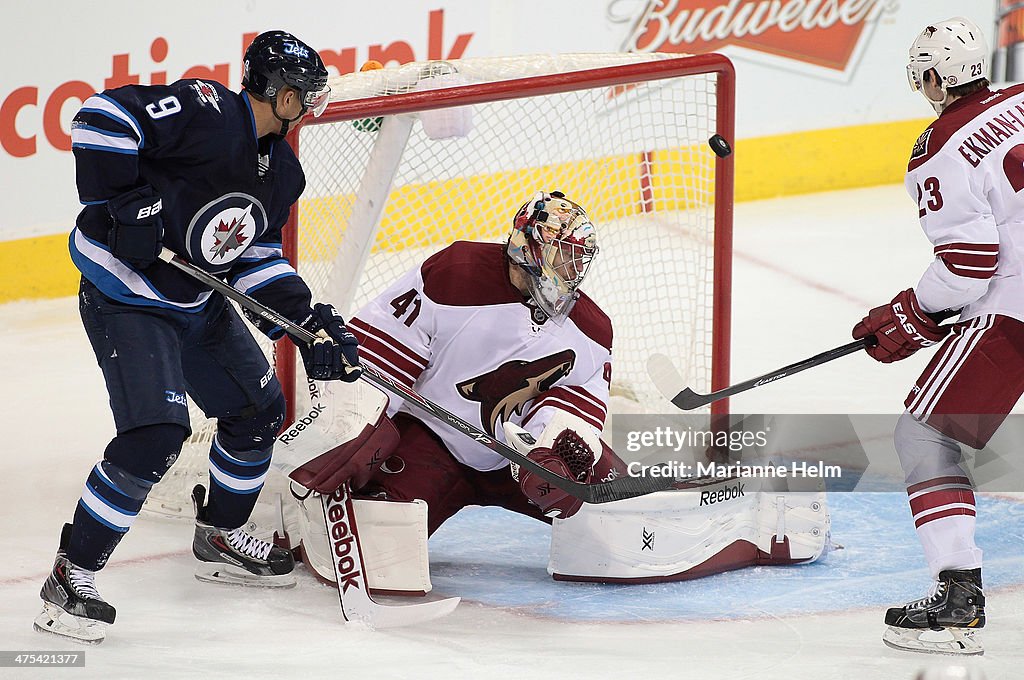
[456,350,576,436]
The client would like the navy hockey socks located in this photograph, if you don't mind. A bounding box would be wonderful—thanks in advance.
[204,435,272,529]
[68,462,150,571]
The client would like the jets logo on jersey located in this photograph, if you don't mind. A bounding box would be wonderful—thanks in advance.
[191,81,222,113]
[185,193,268,270]
[456,349,576,436]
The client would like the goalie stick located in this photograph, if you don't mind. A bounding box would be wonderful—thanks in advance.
[158,248,672,503]
[321,483,459,628]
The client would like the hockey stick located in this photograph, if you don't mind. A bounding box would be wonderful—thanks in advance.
[320,483,460,628]
[648,340,869,410]
[159,248,672,503]
[649,309,961,411]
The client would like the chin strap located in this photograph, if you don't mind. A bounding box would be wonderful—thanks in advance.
[923,81,953,115]
[270,96,306,136]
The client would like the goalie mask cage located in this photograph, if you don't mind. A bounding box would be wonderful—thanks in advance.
[143,52,734,519]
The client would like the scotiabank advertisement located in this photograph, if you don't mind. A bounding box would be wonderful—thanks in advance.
[0,1,996,245]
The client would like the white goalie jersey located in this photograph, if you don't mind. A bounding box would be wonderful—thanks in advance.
[347,240,613,472]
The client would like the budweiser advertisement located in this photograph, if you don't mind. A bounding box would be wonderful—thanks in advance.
[610,0,899,78]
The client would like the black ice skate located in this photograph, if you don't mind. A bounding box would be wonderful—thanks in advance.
[34,523,116,644]
[882,568,985,656]
[191,485,296,588]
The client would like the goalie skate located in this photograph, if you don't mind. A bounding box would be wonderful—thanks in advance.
[34,524,115,644]
[882,569,985,656]
[192,485,296,589]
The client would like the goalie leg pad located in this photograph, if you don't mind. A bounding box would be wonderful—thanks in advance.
[549,478,830,583]
[291,483,433,595]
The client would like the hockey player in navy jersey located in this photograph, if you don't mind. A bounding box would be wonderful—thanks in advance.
[35,31,363,644]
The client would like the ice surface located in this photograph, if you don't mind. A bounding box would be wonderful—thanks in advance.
[1,185,1019,679]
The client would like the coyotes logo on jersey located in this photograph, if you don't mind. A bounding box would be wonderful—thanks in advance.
[456,349,576,436]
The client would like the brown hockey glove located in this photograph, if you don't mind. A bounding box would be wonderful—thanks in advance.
[515,429,596,519]
[852,288,949,363]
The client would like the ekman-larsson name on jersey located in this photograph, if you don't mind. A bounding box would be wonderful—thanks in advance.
[957,99,1024,168]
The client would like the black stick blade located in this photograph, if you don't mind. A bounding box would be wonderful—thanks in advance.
[671,387,710,411]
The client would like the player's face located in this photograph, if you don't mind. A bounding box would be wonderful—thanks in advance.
[921,70,944,101]
[279,89,308,122]
[550,241,586,283]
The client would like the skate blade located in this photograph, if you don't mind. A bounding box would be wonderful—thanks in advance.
[882,625,983,656]
[33,603,107,644]
[194,563,296,589]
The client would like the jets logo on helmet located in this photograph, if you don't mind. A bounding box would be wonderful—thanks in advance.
[242,30,331,119]
[282,41,310,59]
[507,191,598,324]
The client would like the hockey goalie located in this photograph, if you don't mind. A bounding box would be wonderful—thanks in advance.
[272,191,830,595]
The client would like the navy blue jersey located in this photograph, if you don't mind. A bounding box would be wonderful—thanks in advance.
[69,79,312,331]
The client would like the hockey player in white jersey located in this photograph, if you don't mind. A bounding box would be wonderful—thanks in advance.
[851,18,1023,655]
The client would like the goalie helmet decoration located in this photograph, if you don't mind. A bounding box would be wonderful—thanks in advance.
[243,30,331,119]
[507,191,598,324]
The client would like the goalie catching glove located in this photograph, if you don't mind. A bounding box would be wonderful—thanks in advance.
[504,412,601,519]
[298,303,363,382]
[852,288,949,363]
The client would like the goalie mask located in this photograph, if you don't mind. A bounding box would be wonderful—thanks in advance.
[507,191,598,324]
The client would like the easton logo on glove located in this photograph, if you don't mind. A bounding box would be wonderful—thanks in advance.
[852,289,950,364]
[891,301,937,346]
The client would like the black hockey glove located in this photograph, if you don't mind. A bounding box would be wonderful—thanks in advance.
[298,303,363,382]
[107,185,164,268]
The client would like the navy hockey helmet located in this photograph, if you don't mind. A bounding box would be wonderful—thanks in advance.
[243,31,330,118]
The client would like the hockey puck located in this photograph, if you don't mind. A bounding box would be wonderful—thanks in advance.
[708,134,732,158]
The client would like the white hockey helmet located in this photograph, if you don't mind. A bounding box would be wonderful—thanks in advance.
[907,17,988,109]
[507,191,598,324]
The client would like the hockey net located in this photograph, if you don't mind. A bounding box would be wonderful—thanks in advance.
[143,52,734,519]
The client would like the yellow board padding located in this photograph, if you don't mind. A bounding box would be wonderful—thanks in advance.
[734,119,931,201]
[294,152,714,262]
[0,232,78,302]
[0,117,933,302]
